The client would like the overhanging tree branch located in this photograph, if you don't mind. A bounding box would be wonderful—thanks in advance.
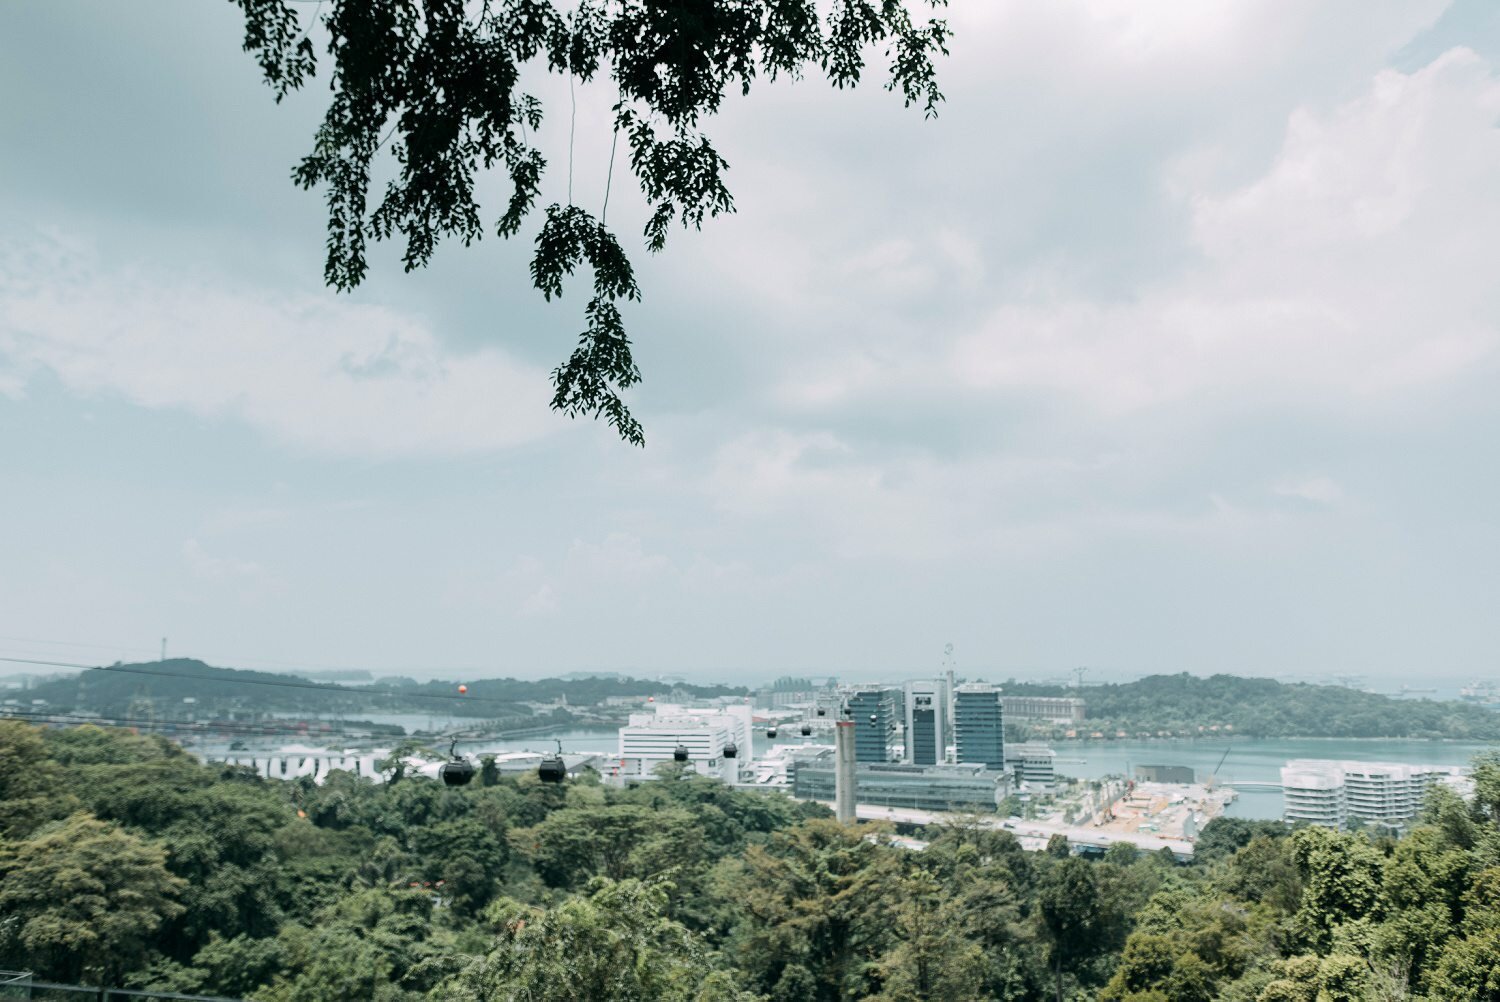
[232,0,950,445]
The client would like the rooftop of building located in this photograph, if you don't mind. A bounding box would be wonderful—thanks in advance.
[1281,758,1467,780]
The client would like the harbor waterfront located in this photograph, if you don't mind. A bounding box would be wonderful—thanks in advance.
[193,725,1496,823]
[1044,736,1496,820]
[475,731,1493,821]
[451,727,618,756]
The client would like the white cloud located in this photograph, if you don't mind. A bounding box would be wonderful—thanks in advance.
[182,538,265,581]
[1273,476,1344,506]
[519,583,559,618]
[0,234,562,457]
[565,533,673,583]
[781,47,1500,418]
[732,48,1500,569]
[701,425,1330,565]
[497,535,678,621]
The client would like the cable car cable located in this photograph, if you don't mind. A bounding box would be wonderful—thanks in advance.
[439,737,476,787]
[538,738,567,783]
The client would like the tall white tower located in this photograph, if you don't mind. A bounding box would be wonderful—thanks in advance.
[904,679,949,766]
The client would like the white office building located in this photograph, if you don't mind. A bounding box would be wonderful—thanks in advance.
[904,679,949,766]
[1001,695,1086,725]
[616,701,753,780]
[1281,759,1463,831]
[1006,743,1057,792]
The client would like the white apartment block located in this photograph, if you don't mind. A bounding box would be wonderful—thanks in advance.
[615,701,754,779]
[1280,759,1464,831]
[1001,695,1086,725]
[1006,742,1057,792]
[1281,762,1347,829]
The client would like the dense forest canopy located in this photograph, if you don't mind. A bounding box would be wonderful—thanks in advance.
[1,720,1499,1000]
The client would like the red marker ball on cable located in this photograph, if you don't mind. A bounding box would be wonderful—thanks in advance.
[458,684,468,695]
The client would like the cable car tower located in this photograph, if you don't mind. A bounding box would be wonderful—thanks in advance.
[833,697,856,825]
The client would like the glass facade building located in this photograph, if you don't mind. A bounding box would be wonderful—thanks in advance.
[954,683,1005,769]
[790,750,1008,812]
[847,686,899,763]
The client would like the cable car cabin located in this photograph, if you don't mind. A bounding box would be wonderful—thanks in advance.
[440,758,475,787]
[538,755,567,783]
[723,742,738,759]
[673,744,689,763]
[766,726,778,739]
[816,707,826,717]
[800,723,811,736]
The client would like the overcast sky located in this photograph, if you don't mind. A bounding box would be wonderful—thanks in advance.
[2,1,1498,685]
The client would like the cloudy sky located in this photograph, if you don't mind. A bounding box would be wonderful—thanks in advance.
[2,1,1498,685]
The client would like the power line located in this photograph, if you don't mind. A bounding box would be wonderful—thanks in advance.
[0,656,514,708]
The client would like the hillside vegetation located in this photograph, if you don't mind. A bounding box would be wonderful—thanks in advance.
[18,659,747,728]
[3,720,1500,1000]
[1003,673,1500,741]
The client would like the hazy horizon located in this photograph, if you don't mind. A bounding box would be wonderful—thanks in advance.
[0,644,1486,696]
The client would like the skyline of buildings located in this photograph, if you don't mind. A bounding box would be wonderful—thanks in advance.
[595,681,1479,838]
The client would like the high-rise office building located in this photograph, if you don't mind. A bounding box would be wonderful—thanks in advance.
[847,686,899,763]
[904,679,948,765]
[953,683,1005,769]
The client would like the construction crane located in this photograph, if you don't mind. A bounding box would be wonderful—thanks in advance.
[1205,741,1234,790]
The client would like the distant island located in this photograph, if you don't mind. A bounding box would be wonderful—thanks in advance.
[1001,672,1500,742]
[8,661,1499,745]
[4,658,748,737]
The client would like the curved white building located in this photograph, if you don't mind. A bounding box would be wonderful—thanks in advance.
[1281,759,1465,831]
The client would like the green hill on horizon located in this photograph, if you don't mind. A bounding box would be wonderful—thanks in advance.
[1000,672,1500,741]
